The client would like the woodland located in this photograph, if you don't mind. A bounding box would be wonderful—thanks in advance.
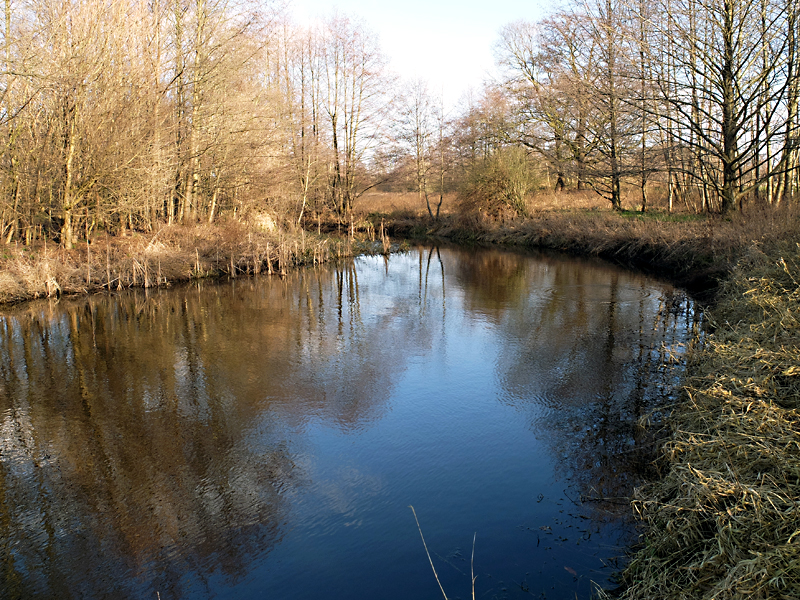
[0,0,796,248]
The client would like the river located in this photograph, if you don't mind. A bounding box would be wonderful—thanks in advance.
[0,245,697,599]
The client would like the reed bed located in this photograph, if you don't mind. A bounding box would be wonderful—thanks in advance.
[0,220,352,304]
[615,236,800,599]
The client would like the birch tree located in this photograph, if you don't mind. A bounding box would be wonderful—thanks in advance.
[398,79,441,219]
[321,14,390,216]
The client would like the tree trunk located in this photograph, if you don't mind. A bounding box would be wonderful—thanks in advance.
[62,103,77,248]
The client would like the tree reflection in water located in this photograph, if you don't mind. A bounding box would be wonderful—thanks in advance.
[453,248,699,517]
[0,247,698,599]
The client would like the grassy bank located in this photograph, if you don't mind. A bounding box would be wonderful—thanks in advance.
[433,209,800,599]
[0,220,353,305]
[614,236,800,599]
[447,209,800,600]
[388,205,797,298]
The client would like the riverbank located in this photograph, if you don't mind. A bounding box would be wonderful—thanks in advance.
[381,205,799,300]
[0,220,354,305]
[617,235,800,599]
[383,206,799,599]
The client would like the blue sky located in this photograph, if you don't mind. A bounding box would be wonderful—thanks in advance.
[289,0,553,110]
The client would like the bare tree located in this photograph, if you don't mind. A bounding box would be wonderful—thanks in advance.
[649,0,798,212]
[274,23,327,224]
[497,14,615,196]
[398,79,442,219]
[320,14,391,217]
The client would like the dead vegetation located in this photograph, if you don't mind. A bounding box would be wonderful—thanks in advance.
[0,220,352,305]
[354,191,459,220]
[613,236,800,599]
[423,203,800,296]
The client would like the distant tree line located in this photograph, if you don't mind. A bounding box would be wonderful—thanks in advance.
[371,0,800,218]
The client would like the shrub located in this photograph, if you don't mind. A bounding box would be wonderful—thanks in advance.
[457,147,539,219]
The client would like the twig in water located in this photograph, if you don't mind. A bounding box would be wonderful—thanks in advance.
[471,532,477,600]
[410,505,448,600]
[563,489,582,507]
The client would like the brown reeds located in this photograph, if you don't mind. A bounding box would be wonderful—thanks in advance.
[616,236,800,599]
[0,220,352,305]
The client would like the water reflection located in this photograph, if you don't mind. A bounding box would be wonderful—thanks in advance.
[0,246,697,599]
[0,297,296,598]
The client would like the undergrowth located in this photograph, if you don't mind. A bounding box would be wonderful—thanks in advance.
[0,220,352,304]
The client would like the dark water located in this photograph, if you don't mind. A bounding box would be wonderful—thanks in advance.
[0,246,697,600]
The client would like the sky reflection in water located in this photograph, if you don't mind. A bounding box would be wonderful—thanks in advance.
[0,246,697,599]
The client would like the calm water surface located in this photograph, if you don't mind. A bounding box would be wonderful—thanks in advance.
[0,246,697,599]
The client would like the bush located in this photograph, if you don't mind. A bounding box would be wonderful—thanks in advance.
[457,147,539,219]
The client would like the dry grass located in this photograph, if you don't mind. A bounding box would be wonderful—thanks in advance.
[527,188,611,212]
[360,181,737,220]
[355,191,458,219]
[457,179,688,215]
[614,235,800,600]
[357,186,658,218]
[0,220,352,305]
[426,203,800,295]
